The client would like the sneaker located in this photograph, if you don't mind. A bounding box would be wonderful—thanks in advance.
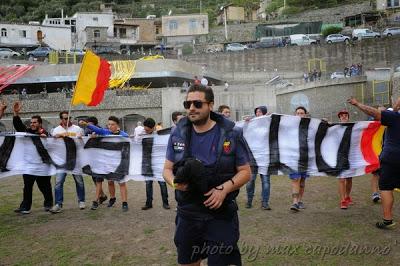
[345,196,353,205]
[376,221,396,230]
[141,204,153,210]
[340,200,348,209]
[245,202,252,209]
[79,201,86,210]
[99,195,108,204]
[50,204,62,214]
[122,202,129,212]
[44,206,51,212]
[262,202,271,210]
[20,209,31,214]
[290,203,300,212]
[372,193,381,203]
[107,197,116,208]
[14,207,22,213]
[298,202,305,209]
[91,201,99,210]
[163,203,171,210]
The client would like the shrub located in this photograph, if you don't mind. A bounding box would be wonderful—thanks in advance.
[322,26,343,37]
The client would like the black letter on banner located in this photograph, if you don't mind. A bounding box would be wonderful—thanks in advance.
[0,136,16,172]
[141,137,154,177]
[314,122,354,176]
[82,137,130,181]
[30,136,77,171]
[267,115,294,175]
[298,118,310,173]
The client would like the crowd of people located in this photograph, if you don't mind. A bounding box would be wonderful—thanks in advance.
[1,83,399,264]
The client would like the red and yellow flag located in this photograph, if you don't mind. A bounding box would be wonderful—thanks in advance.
[72,50,111,106]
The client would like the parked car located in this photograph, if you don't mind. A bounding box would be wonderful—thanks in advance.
[0,48,21,58]
[352,28,380,40]
[226,43,247,52]
[382,27,400,37]
[330,72,346,79]
[289,34,317,46]
[68,48,85,56]
[325,34,350,44]
[256,37,283,48]
[27,46,53,57]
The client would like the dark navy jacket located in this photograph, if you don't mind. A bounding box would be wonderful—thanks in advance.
[169,111,250,218]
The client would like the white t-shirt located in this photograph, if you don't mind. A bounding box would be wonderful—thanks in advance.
[133,126,145,141]
[51,124,84,137]
[201,78,208,86]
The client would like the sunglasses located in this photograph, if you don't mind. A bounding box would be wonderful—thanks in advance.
[183,100,209,109]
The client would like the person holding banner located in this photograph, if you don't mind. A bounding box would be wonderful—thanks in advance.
[12,101,53,214]
[163,85,251,265]
[348,97,400,229]
[337,109,353,210]
[49,111,86,213]
[141,117,170,210]
[246,105,271,210]
[82,116,108,205]
[0,99,7,120]
[79,116,129,212]
[289,106,310,212]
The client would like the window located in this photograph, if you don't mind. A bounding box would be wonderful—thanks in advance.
[1,28,7,37]
[373,81,390,105]
[169,20,178,30]
[20,30,26,38]
[93,29,100,38]
[119,28,126,38]
[65,20,70,25]
[93,17,98,22]
[114,28,117,37]
[189,19,197,30]
[71,26,76,33]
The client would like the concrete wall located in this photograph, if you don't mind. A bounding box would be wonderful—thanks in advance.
[186,37,400,76]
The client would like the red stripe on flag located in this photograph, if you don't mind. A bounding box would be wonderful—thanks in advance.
[88,58,111,106]
[360,121,381,173]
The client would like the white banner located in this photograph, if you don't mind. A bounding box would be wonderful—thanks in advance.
[0,115,383,181]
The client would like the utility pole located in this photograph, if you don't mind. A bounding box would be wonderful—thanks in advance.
[200,0,202,13]
[284,0,287,8]
[224,7,228,40]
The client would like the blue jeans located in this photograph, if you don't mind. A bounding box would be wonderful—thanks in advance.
[145,180,168,206]
[246,174,270,205]
[54,173,85,205]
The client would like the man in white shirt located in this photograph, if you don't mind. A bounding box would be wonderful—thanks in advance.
[49,111,86,213]
[133,121,145,141]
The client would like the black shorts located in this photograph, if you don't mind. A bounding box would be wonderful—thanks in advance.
[174,213,241,265]
[91,175,104,183]
[379,162,400,190]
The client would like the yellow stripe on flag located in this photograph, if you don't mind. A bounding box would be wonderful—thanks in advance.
[72,51,101,106]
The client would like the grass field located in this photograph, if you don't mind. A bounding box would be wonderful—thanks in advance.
[0,174,399,265]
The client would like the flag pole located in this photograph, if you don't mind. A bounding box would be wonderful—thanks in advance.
[66,51,89,132]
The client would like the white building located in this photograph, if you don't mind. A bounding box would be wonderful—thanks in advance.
[0,22,71,50]
[377,0,400,10]
[162,14,209,45]
[42,11,115,49]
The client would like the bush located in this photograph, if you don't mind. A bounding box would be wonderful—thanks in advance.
[321,26,343,37]
[281,6,302,15]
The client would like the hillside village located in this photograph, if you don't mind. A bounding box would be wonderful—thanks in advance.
[0,0,399,56]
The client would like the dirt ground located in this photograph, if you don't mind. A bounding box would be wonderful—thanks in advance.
[0,174,400,265]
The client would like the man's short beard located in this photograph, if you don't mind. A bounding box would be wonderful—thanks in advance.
[189,114,209,126]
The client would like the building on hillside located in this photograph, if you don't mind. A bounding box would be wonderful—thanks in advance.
[42,10,115,50]
[217,4,245,25]
[113,18,159,53]
[257,0,272,19]
[377,0,400,10]
[0,22,71,51]
[161,14,208,45]
[255,21,323,39]
[344,12,383,27]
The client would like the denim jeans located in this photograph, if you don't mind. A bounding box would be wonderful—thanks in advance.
[54,173,85,205]
[145,180,168,206]
[246,173,270,205]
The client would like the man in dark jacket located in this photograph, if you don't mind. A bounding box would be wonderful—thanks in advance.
[12,101,53,214]
[163,85,251,265]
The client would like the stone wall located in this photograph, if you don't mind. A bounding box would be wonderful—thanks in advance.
[186,37,400,78]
